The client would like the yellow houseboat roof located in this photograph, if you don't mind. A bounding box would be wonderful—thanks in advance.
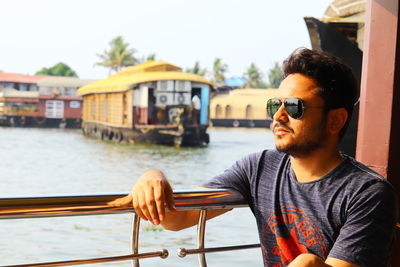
[77,61,213,96]
[211,89,280,110]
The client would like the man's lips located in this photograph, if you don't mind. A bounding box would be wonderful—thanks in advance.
[272,123,293,136]
[274,127,289,136]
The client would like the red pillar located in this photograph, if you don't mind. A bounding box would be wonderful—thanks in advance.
[356,0,400,264]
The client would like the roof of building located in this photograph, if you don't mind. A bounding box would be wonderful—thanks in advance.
[322,0,365,23]
[210,89,280,109]
[77,61,213,96]
[37,76,97,88]
[0,72,48,83]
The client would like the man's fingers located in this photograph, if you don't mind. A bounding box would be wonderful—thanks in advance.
[136,191,152,222]
[154,186,166,222]
[132,193,148,221]
[144,187,160,225]
[165,185,176,213]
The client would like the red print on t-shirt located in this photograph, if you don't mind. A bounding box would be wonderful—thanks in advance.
[275,227,308,263]
[262,206,327,266]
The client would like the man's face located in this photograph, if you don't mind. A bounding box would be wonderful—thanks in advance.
[271,73,327,157]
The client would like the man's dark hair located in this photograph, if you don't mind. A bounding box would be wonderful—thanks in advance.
[282,48,359,138]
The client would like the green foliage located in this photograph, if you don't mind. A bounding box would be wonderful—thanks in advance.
[143,225,164,232]
[95,36,137,75]
[267,62,283,88]
[137,53,157,64]
[146,53,156,61]
[73,224,90,231]
[35,62,78,77]
[242,63,267,88]
[186,61,207,77]
[211,58,228,84]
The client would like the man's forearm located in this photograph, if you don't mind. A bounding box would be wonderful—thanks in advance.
[288,254,330,267]
[161,209,230,231]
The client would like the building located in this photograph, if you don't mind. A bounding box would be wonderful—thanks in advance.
[210,88,279,128]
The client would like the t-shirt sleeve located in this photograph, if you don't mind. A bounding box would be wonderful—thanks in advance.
[202,151,262,204]
[328,180,398,266]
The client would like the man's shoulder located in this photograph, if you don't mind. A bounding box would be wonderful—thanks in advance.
[341,155,395,194]
[344,155,386,181]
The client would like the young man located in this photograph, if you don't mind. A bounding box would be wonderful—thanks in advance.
[116,48,397,266]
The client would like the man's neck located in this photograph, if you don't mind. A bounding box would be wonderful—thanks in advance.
[289,149,344,183]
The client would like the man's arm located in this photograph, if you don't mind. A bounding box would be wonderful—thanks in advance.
[111,169,229,230]
[288,254,360,267]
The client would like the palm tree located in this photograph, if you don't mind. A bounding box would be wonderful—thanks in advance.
[186,61,207,77]
[95,36,137,75]
[242,63,267,88]
[146,53,156,61]
[267,62,283,88]
[211,58,228,84]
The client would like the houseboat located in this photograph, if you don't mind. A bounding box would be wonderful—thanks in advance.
[76,61,214,147]
[0,74,96,128]
[0,88,83,128]
[210,89,279,128]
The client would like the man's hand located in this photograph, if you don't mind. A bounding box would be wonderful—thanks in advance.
[130,170,176,225]
[110,170,230,231]
[288,254,329,267]
[288,254,360,267]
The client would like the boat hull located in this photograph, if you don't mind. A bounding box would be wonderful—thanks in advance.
[211,118,272,128]
[0,115,81,129]
[81,122,210,147]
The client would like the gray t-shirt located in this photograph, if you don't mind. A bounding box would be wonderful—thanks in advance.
[204,150,397,267]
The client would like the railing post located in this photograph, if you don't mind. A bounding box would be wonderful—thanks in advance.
[131,213,141,267]
[197,209,208,267]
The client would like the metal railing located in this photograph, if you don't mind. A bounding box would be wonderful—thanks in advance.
[0,189,261,267]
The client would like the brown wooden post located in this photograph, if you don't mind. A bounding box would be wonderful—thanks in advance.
[356,0,400,264]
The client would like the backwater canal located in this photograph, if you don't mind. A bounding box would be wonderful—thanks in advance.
[0,127,275,266]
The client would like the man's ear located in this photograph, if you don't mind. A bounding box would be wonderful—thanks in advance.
[327,108,348,135]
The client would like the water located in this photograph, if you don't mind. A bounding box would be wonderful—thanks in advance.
[0,127,275,266]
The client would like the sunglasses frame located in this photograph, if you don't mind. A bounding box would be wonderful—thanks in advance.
[266,97,324,119]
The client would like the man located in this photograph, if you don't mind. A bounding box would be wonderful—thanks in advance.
[191,93,201,124]
[116,48,397,266]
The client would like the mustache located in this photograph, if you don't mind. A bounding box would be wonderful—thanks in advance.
[272,122,294,133]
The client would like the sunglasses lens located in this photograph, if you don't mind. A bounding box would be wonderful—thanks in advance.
[284,98,303,119]
[266,98,281,118]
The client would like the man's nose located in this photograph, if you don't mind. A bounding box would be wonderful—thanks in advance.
[273,104,289,122]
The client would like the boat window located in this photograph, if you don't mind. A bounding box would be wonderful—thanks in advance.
[91,99,96,119]
[215,104,222,118]
[103,99,108,120]
[245,105,252,119]
[225,105,232,118]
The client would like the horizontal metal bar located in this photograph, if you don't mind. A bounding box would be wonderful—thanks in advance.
[3,250,169,267]
[0,189,247,219]
[177,244,261,257]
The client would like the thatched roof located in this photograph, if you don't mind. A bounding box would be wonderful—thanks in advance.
[322,0,365,22]
[77,61,213,96]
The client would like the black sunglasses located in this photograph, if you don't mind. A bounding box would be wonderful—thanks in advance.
[266,97,324,119]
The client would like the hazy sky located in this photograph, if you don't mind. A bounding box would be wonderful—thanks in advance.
[1,0,331,80]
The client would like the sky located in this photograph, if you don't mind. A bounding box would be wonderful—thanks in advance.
[0,0,331,80]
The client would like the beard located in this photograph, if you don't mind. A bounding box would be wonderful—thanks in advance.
[274,118,328,158]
